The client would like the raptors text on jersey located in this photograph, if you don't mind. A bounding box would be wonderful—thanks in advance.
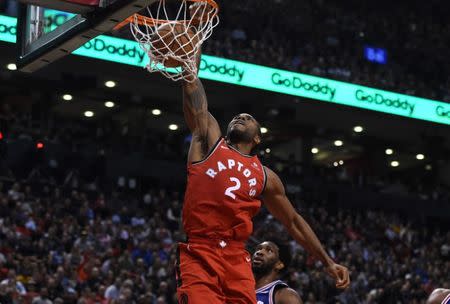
[183,138,266,241]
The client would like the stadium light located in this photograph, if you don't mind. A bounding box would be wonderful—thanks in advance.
[353,126,364,133]
[425,164,432,171]
[334,140,343,147]
[84,111,94,117]
[169,124,178,131]
[152,109,162,116]
[261,127,268,134]
[6,63,16,70]
[62,94,73,101]
[390,161,399,167]
[105,80,116,88]
[416,154,425,160]
[311,147,319,154]
[333,162,338,167]
[265,148,271,153]
[105,101,115,108]
[339,160,344,165]
[385,148,394,155]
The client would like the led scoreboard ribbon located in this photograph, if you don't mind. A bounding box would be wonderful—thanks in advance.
[1,13,449,125]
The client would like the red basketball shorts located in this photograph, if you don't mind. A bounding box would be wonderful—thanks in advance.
[175,238,256,304]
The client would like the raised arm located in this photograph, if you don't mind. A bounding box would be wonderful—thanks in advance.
[262,167,350,290]
[182,55,221,164]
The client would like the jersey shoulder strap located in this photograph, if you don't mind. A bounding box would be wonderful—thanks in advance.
[271,281,290,303]
[256,280,286,293]
[190,137,224,166]
[442,293,450,304]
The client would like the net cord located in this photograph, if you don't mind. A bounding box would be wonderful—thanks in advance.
[129,0,219,82]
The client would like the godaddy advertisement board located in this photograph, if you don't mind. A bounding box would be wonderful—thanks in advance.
[1,14,449,125]
[0,15,16,43]
[198,57,450,125]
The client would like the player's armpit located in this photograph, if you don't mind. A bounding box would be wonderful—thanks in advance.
[275,288,303,304]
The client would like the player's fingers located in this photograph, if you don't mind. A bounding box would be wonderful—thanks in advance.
[336,279,345,288]
[335,267,344,280]
[336,279,348,289]
[336,277,349,289]
[339,279,350,289]
[189,3,200,13]
[333,268,344,285]
[336,269,350,289]
[344,269,351,287]
[189,2,207,10]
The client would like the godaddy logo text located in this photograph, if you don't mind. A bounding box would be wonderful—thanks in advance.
[436,105,450,119]
[355,90,416,116]
[0,23,16,35]
[271,73,336,101]
[82,38,146,63]
[200,59,245,82]
[45,13,74,28]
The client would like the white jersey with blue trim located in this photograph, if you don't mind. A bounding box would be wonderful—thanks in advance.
[442,293,450,304]
[256,280,289,304]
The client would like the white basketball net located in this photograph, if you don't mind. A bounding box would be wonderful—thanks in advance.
[130,0,219,82]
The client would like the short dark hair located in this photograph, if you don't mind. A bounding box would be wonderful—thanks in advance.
[268,240,291,271]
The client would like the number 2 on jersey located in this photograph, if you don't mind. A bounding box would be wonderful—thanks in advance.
[225,177,241,199]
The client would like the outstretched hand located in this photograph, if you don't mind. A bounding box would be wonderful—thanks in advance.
[189,2,214,23]
[325,263,351,289]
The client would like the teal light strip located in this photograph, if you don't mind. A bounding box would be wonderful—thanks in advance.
[1,14,449,125]
[0,15,16,43]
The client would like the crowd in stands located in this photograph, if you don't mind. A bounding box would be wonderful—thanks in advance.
[0,1,449,303]
[254,202,449,303]
[209,0,450,101]
[0,178,181,304]
[0,167,448,303]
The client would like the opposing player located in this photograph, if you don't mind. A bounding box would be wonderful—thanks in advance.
[427,289,450,304]
[253,241,302,304]
[175,51,350,304]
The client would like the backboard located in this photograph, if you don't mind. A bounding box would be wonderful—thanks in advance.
[16,0,158,72]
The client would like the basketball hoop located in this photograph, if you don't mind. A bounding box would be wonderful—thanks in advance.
[115,0,219,82]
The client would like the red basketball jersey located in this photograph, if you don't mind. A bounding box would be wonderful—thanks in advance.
[183,138,267,241]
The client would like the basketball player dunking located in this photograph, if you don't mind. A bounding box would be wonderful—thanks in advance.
[176,51,350,304]
[427,289,450,304]
[253,241,302,304]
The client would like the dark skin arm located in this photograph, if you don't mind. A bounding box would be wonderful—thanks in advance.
[182,55,221,164]
[275,288,303,304]
[263,167,350,289]
[427,289,450,304]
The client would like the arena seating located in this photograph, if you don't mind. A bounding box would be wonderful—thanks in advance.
[0,166,448,303]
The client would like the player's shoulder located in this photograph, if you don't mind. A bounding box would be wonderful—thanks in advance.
[261,166,284,194]
[274,286,302,304]
[427,289,450,304]
[188,137,224,166]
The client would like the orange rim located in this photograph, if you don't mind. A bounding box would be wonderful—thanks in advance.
[114,0,219,30]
